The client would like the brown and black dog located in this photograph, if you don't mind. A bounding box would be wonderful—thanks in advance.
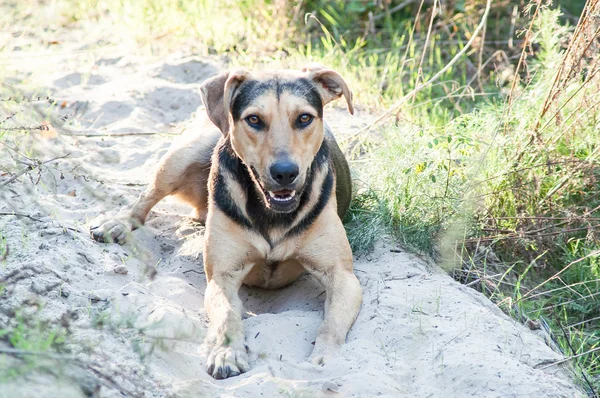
[90,64,363,380]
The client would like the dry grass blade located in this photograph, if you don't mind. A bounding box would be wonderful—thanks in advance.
[538,346,600,370]
[536,0,599,127]
[568,316,600,329]
[414,0,438,97]
[521,250,600,301]
[504,0,542,130]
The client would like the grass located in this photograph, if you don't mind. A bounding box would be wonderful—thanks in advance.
[343,4,600,392]
[0,307,68,381]
[1,0,599,394]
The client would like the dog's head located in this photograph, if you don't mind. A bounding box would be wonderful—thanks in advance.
[200,64,353,213]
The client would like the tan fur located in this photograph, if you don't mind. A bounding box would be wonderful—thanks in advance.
[90,65,362,380]
[229,90,324,197]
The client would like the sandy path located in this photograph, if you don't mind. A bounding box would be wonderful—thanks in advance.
[0,46,585,397]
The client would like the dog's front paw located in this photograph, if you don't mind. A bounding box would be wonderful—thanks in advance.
[206,344,249,379]
[89,214,137,244]
[309,351,333,367]
[309,343,340,367]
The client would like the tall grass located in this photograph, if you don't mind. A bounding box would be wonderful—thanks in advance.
[345,4,600,392]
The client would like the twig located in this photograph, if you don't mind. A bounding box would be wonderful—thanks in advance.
[461,225,600,243]
[0,96,55,104]
[476,10,487,93]
[484,216,600,221]
[1,153,70,187]
[0,122,55,132]
[536,0,594,126]
[182,269,204,275]
[538,65,600,135]
[0,211,81,234]
[0,212,45,222]
[539,290,600,312]
[66,131,180,138]
[0,113,16,125]
[464,273,503,287]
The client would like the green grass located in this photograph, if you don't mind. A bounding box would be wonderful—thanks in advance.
[0,308,68,381]
[343,6,600,392]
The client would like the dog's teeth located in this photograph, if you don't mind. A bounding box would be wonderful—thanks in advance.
[268,191,296,202]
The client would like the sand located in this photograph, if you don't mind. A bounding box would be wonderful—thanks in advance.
[0,45,586,397]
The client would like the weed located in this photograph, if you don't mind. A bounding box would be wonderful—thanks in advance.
[0,308,68,381]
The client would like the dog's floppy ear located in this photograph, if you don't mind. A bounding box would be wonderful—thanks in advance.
[200,70,247,134]
[303,64,354,115]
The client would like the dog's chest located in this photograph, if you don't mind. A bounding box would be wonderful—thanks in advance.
[247,227,299,263]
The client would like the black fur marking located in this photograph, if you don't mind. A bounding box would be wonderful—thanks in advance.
[212,137,331,246]
[277,79,323,119]
[230,78,323,121]
[212,140,253,230]
[231,80,272,121]
[285,166,333,239]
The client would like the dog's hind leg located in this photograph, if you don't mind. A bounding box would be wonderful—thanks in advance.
[90,128,220,244]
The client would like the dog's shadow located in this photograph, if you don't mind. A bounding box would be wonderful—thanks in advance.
[239,273,325,316]
[171,218,325,315]
[154,217,326,317]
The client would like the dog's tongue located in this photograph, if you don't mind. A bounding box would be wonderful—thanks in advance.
[269,189,296,202]
[272,189,293,197]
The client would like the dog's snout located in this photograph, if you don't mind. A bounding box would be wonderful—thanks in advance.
[270,161,299,186]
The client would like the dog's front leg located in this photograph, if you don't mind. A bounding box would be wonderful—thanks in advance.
[308,268,362,365]
[203,216,259,379]
[298,214,363,366]
[204,267,251,379]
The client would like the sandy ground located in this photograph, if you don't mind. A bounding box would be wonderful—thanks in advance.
[0,42,587,397]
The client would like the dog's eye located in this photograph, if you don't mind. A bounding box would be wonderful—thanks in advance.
[245,115,261,128]
[297,114,314,128]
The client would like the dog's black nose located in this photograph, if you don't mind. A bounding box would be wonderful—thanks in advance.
[270,161,299,185]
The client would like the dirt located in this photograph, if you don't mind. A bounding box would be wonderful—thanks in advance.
[0,40,586,397]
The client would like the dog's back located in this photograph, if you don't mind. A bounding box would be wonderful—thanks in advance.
[324,123,352,219]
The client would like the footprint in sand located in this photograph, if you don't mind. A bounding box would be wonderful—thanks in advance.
[144,86,202,123]
[155,59,219,84]
[54,72,107,89]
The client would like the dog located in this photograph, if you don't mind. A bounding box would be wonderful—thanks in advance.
[89,64,363,380]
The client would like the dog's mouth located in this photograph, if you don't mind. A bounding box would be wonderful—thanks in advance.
[265,187,301,212]
[249,165,303,213]
[267,189,296,203]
